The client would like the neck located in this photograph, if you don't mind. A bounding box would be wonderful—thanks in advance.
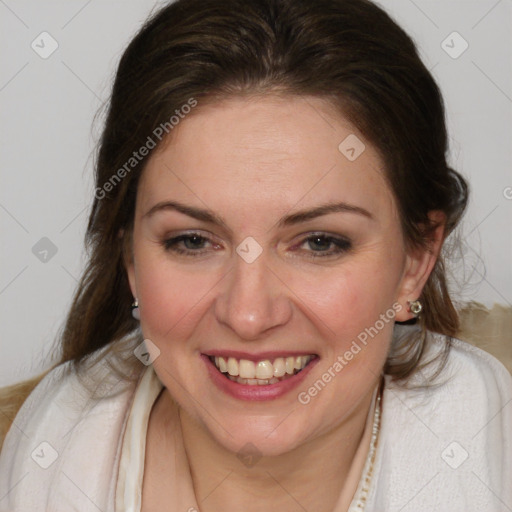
[177,381,380,512]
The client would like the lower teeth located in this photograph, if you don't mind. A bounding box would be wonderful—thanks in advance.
[224,370,299,386]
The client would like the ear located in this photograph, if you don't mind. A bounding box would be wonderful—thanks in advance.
[394,211,446,322]
[120,228,137,299]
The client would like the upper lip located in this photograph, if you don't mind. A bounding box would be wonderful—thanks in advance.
[203,350,318,362]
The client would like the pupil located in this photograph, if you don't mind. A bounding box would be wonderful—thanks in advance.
[185,235,203,249]
[310,236,329,251]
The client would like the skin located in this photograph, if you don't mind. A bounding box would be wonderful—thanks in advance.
[124,95,444,511]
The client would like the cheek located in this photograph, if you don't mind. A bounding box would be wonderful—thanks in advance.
[297,255,403,340]
[134,249,219,339]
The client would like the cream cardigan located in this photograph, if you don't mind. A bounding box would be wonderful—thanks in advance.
[1,334,511,511]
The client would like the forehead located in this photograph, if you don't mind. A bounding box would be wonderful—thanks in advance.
[138,95,395,223]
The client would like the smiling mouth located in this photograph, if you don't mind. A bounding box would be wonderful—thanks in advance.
[208,355,316,386]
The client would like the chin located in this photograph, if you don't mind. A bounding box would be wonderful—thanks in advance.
[205,413,313,459]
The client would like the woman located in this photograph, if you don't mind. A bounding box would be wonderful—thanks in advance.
[1,0,510,510]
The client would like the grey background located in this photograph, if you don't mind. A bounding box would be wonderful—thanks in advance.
[1,0,511,386]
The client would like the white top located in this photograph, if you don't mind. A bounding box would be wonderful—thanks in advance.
[1,334,511,511]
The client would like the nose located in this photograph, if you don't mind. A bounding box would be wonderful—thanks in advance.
[214,251,292,340]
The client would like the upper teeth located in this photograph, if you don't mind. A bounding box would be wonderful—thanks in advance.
[212,355,312,379]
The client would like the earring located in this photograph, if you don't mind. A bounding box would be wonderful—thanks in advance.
[131,298,140,320]
[407,299,423,316]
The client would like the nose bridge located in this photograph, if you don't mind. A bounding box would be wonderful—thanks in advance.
[215,249,291,339]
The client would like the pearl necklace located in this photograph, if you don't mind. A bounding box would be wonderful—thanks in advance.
[351,377,384,510]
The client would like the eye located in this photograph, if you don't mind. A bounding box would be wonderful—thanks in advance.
[162,232,221,256]
[293,233,352,258]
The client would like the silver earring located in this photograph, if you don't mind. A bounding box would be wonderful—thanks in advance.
[131,298,140,320]
[408,300,423,316]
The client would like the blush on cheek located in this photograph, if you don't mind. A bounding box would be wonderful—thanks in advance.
[304,277,369,335]
[307,271,397,358]
[136,262,220,343]
[137,270,190,337]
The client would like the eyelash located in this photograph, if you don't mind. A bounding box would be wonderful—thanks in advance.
[162,232,352,259]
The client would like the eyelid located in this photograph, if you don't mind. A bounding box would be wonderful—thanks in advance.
[162,229,220,244]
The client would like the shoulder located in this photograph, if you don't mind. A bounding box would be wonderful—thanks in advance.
[382,332,512,435]
[370,334,512,511]
[0,369,52,453]
[389,331,511,408]
[2,346,141,447]
[387,332,512,442]
[443,335,511,389]
[428,334,512,403]
[0,343,145,511]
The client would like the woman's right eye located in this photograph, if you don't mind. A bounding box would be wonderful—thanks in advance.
[162,233,220,256]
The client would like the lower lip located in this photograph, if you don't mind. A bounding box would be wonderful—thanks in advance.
[201,354,319,401]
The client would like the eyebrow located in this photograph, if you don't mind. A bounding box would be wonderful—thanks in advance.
[143,199,373,229]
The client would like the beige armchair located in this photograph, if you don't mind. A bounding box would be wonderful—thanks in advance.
[457,302,512,375]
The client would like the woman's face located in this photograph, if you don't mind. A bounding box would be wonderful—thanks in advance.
[126,95,429,455]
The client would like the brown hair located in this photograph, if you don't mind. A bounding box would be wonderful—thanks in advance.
[2,0,469,430]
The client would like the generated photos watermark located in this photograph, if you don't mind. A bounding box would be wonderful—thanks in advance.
[297,302,402,405]
[95,98,198,200]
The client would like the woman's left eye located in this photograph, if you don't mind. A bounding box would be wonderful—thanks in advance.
[294,233,352,258]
